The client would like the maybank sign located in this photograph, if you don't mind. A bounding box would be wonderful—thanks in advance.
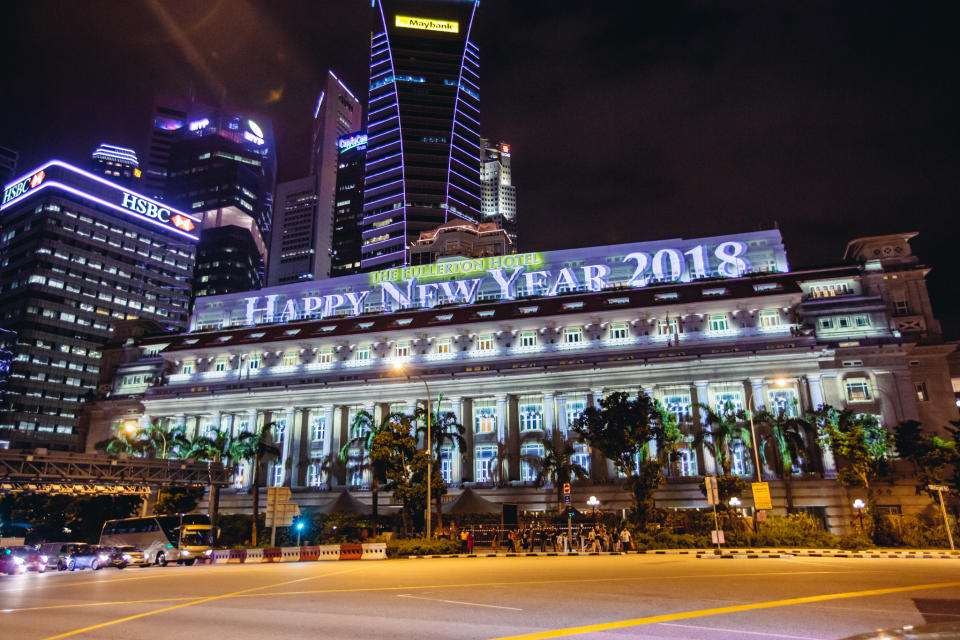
[1,160,200,240]
[395,15,459,33]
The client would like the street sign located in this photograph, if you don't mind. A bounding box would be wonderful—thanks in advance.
[928,484,950,492]
[267,487,292,501]
[751,482,773,511]
[711,530,725,545]
[704,476,719,505]
[927,485,955,551]
[563,483,570,495]
[266,486,299,539]
[756,510,767,523]
[563,494,571,505]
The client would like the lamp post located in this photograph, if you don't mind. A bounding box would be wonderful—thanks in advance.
[295,521,304,547]
[587,495,600,520]
[853,498,866,532]
[125,419,166,459]
[394,362,433,539]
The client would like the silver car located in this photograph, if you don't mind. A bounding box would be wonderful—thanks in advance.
[112,546,150,568]
[38,542,83,571]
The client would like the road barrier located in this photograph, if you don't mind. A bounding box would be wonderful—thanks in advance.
[244,548,264,563]
[361,543,387,560]
[318,545,341,560]
[206,543,389,565]
[300,545,320,562]
[339,543,363,560]
[263,547,282,563]
[227,549,247,564]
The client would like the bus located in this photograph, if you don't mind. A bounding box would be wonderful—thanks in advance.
[100,514,214,566]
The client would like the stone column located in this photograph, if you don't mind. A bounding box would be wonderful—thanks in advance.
[643,388,657,461]
[556,395,568,440]
[449,397,463,484]
[749,377,765,412]
[279,409,295,487]
[323,406,336,460]
[288,408,306,488]
[495,395,508,443]
[807,374,825,411]
[693,381,716,475]
[542,393,555,437]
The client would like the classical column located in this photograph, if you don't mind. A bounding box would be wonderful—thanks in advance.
[495,395,508,443]
[288,408,306,488]
[279,409,295,486]
[555,395,568,439]
[462,398,474,484]
[323,406,336,460]
[693,380,716,475]
[807,374,825,411]
[246,409,258,434]
[218,412,231,435]
[448,397,463,484]
[542,393,555,437]
[749,377,765,411]
[591,389,604,409]
[643,388,657,461]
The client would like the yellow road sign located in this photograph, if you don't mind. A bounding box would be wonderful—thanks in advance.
[752,482,773,510]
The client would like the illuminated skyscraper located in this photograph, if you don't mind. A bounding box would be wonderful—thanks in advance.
[480,138,518,248]
[362,0,481,270]
[90,144,141,187]
[0,145,18,186]
[331,132,367,277]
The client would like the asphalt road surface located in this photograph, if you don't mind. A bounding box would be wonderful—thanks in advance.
[1,555,958,640]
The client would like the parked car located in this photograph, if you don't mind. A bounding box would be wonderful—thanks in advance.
[66,545,124,571]
[6,546,47,573]
[112,546,150,568]
[39,542,83,571]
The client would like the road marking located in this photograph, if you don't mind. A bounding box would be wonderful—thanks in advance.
[397,593,522,610]
[658,622,821,639]
[487,580,960,640]
[39,565,369,640]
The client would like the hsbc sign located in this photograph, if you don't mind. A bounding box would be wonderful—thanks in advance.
[121,192,171,222]
[2,170,45,205]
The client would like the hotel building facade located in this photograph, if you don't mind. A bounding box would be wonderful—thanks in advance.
[85,230,957,530]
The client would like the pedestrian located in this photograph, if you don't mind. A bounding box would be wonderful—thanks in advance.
[460,528,469,554]
[550,527,559,553]
[467,531,474,554]
[620,527,632,552]
[509,528,518,553]
[588,527,598,552]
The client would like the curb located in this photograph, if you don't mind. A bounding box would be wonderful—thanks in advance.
[401,549,960,560]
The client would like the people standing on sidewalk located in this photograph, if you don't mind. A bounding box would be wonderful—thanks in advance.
[460,529,469,554]
[467,531,474,554]
[620,527,632,551]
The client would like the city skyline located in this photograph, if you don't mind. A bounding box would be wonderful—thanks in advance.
[0,1,957,331]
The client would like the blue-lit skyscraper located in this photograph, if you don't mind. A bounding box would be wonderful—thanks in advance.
[361,0,481,270]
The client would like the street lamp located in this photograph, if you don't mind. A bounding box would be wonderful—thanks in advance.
[295,521,304,547]
[394,361,433,539]
[853,498,866,532]
[124,419,166,459]
[587,495,600,520]
[729,496,742,508]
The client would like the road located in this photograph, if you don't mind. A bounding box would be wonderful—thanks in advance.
[1,555,958,640]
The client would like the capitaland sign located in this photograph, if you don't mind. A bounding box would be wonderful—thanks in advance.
[238,237,773,326]
[395,15,459,33]
[1,160,199,239]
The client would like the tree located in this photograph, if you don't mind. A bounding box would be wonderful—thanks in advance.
[153,487,204,515]
[572,389,671,525]
[815,407,893,538]
[534,438,589,510]
[755,409,811,511]
[893,420,959,499]
[414,405,466,533]
[183,430,233,534]
[653,402,684,477]
[229,423,281,546]
[694,402,752,477]
[388,450,446,537]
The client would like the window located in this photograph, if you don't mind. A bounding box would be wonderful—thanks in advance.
[247,355,260,370]
[759,310,781,327]
[181,361,194,375]
[818,318,834,330]
[915,382,929,402]
[519,330,537,348]
[566,398,586,429]
[214,358,227,372]
[306,463,321,488]
[473,400,496,434]
[679,449,697,476]
[395,342,409,358]
[476,334,494,351]
[311,416,326,441]
[439,448,453,484]
[661,390,692,421]
[609,323,629,340]
[845,379,872,402]
[837,316,851,329]
[271,465,283,487]
[518,397,543,431]
[768,389,799,417]
[731,444,748,477]
[318,349,333,364]
[714,389,743,413]
[893,299,911,316]
[436,339,451,354]
[571,443,591,474]
[563,327,583,344]
[810,283,850,298]
[282,352,298,367]
[708,315,729,332]
[854,315,870,327]
[355,346,370,361]
[657,319,678,336]
[520,442,544,482]
[474,445,496,482]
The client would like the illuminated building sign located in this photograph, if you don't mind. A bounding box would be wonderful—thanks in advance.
[189,118,210,132]
[215,231,790,328]
[338,134,368,153]
[395,15,459,33]
[1,160,200,240]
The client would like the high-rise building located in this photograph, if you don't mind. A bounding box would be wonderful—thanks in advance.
[310,70,362,194]
[267,176,327,285]
[331,132,367,278]
[480,138,518,247]
[0,160,198,450]
[90,144,141,187]
[143,96,190,199]
[163,106,276,297]
[0,146,18,186]
[361,0,482,271]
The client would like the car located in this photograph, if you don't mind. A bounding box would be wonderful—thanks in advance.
[39,542,83,571]
[6,546,47,573]
[112,546,150,568]
[66,545,125,571]
[1,547,26,575]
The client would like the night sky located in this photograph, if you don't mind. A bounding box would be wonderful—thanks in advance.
[2,1,958,333]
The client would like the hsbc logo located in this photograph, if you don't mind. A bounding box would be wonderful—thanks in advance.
[120,192,172,223]
[171,214,195,232]
[2,170,46,205]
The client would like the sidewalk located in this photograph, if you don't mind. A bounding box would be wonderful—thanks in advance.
[402,547,960,559]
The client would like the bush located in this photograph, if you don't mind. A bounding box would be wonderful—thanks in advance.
[385,537,460,558]
[753,514,838,549]
[874,509,954,549]
[837,532,875,551]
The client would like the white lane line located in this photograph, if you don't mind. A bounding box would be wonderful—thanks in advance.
[397,593,522,610]
[658,622,822,639]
